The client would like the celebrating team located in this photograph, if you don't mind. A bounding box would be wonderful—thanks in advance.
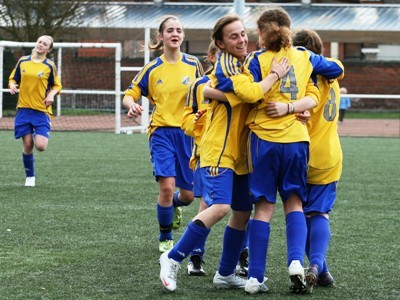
[9,5,344,297]
[121,7,344,296]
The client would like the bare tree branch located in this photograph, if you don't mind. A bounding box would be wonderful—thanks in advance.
[0,0,91,41]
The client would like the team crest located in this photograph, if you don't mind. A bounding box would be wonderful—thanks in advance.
[156,79,163,85]
[38,71,44,77]
[182,76,190,85]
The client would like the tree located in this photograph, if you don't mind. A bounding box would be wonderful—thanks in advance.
[0,0,91,41]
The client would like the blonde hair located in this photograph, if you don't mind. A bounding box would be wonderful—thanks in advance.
[40,35,54,50]
[148,15,182,51]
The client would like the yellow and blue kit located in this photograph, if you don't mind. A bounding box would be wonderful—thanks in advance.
[9,55,62,116]
[229,47,342,143]
[182,75,210,170]
[199,52,252,175]
[124,53,203,137]
[231,47,322,143]
[307,77,343,185]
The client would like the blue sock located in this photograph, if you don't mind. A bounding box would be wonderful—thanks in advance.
[218,226,246,276]
[173,191,190,207]
[241,218,252,250]
[248,219,270,283]
[308,215,331,273]
[286,211,307,266]
[22,153,35,177]
[321,260,329,274]
[169,222,210,263]
[189,231,208,259]
[157,204,173,241]
[305,217,311,259]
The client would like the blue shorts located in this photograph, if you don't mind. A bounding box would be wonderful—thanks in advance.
[193,161,203,198]
[14,108,51,139]
[304,182,337,214]
[249,132,309,204]
[201,167,252,212]
[149,127,193,191]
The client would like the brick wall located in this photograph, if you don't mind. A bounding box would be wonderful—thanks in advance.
[59,54,400,110]
[339,62,400,110]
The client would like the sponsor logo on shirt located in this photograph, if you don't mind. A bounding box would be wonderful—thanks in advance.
[182,76,190,85]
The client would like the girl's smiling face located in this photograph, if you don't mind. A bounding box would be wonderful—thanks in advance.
[216,20,248,60]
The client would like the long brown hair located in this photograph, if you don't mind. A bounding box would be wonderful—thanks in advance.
[257,8,292,52]
[292,29,323,55]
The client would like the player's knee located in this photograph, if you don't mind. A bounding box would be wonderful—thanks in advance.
[179,190,194,203]
[159,185,174,199]
[215,204,231,220]
[35,144,47,152]
[34,135,49,152]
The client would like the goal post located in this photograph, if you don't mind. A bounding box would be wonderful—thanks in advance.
[0,40,150,134]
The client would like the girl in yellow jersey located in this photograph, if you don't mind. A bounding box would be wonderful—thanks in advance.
[123,16,204,253]
[182,42,253,278]
[221,8,344,294]
[292,29,344,293]
[181,42,218,276]
[159,15,289,292]
[9,35,62,187]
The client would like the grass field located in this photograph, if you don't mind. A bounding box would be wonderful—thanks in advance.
[0,131,399,299]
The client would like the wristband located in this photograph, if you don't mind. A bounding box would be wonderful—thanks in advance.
[270,70,280,80]
[289,102,295,114]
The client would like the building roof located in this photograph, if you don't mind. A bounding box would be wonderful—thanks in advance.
[1,2,399,44]
[75,2,400,32]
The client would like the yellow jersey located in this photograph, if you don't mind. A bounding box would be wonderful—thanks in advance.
[9,55,62,116]
[230,47,320,143]
[199,52,252,175]
[307,77,343,184]
[182,75,210,170]
[124,53,203,137]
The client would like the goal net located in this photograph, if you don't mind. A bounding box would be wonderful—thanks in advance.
[0,41,149,134]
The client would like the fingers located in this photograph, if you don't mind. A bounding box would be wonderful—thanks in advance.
[194,109,206,123]
[9,86,19,95]
[127,103,143,118]
[43,99,54,108]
